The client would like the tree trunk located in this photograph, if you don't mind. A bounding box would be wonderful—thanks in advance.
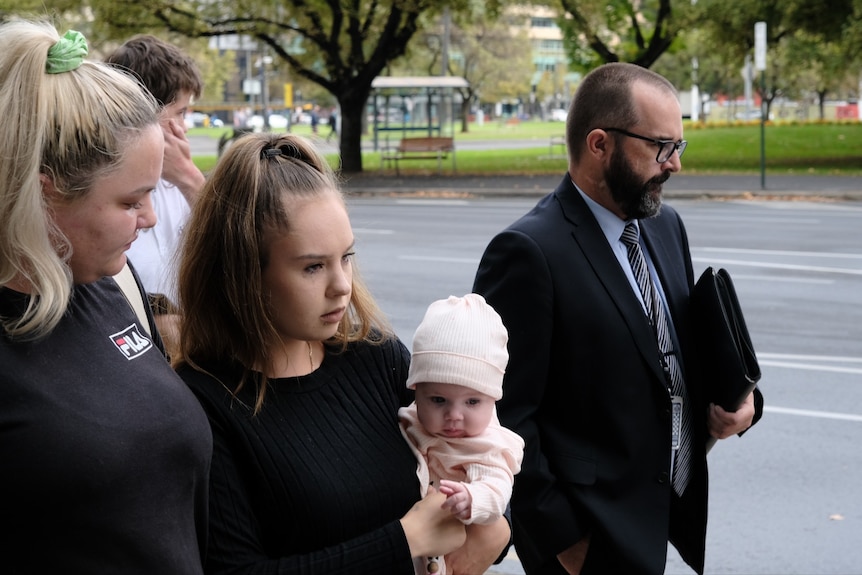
[461,100,471,133]
[338,92,371,174]
[818,90,827,120]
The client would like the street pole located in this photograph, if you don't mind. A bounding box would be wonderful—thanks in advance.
[691,57,699,122]
[754,21,767,190]
[690,0,699,122]
[760,69,766,190]
[441,7,450,77]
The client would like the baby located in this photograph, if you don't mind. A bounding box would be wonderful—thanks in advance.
[399,294,525,575]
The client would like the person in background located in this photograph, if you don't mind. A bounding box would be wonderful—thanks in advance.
[473,62,763,575]
[0,20,211,573]
[399,293,524,575]
[310,104,320,134]
[173,132,511,574]
[326,106,339,143]
[105,34,206,354]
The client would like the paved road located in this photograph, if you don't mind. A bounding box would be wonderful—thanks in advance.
[348,197,862,575]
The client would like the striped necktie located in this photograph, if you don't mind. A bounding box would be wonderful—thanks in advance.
[621,222,692,496]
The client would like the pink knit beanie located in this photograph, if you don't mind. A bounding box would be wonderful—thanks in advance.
[406,294,509,400]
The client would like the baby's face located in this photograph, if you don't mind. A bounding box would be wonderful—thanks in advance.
[414,382,495,439]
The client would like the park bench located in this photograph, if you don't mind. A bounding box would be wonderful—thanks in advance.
[549,134,566,158]
[381,136,456,175]
[218,127,255,157]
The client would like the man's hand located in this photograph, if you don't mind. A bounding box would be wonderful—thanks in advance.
[708,391,756,439]
[160,118,205,205]
[557,534,591,575]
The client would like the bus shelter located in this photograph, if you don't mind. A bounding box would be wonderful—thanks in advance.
[369,76,469,151]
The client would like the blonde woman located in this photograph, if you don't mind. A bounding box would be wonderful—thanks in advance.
[0,20,210,573]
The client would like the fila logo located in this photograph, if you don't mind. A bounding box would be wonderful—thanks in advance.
[110,324,153,360]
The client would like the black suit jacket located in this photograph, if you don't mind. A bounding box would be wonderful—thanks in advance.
[474,176,759,575]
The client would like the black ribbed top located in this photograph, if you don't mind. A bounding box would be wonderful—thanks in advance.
[179,337,419,575]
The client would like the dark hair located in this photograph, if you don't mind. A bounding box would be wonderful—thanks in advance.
[104,34,203,107]
[566,63,676,162]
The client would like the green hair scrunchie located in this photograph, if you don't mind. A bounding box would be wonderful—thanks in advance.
[45,30,88,74]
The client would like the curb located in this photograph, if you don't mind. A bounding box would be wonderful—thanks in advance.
[341,186,862,202]
[340,174,862,201]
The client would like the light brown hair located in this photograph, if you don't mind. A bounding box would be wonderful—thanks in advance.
[175,133,393,413]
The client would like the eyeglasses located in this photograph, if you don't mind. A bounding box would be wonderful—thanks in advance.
[603,128,687,163]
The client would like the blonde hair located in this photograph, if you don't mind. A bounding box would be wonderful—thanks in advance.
[175,133,393,413]
[0,20,159,339]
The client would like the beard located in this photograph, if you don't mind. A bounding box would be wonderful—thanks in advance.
[605,151,671,220]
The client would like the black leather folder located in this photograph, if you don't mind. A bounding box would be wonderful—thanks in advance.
[691,267,761,450]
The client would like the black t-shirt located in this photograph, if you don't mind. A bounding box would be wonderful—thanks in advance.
[0,277,212,574]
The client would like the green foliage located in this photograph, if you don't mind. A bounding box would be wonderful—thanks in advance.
[393,6,534,106]
[63,0,461,173]
[556,0,696,70]
[6,0,861,173]
[192,121,862,176]
[681,122,862,174]
[692,0,862,119]
[695,0,859,63]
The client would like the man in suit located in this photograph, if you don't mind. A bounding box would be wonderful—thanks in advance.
[473,63,763,575]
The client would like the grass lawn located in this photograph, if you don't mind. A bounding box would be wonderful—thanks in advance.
[191,121,862,176]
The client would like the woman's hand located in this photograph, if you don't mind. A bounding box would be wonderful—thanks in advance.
[400,487,466,558]
[445,516,511,575]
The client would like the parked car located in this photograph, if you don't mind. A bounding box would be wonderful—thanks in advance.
[184,112,207,128]
[184,112,223,128]
[549,108,567,122]
[734,109,763,120]
[246,114,290,130]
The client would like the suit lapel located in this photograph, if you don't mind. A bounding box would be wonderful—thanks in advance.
[554,179,667,386]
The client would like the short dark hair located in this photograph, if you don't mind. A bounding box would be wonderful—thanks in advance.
[104,34,203,107]
[566,63,676,162]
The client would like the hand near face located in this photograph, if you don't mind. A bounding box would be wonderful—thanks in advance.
[160,118,205,204]
[438,479,472,521]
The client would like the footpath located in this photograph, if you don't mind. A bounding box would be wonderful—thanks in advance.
[341,172,862,201]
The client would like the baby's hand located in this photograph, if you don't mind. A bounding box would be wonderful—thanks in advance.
[438,479,472,521]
